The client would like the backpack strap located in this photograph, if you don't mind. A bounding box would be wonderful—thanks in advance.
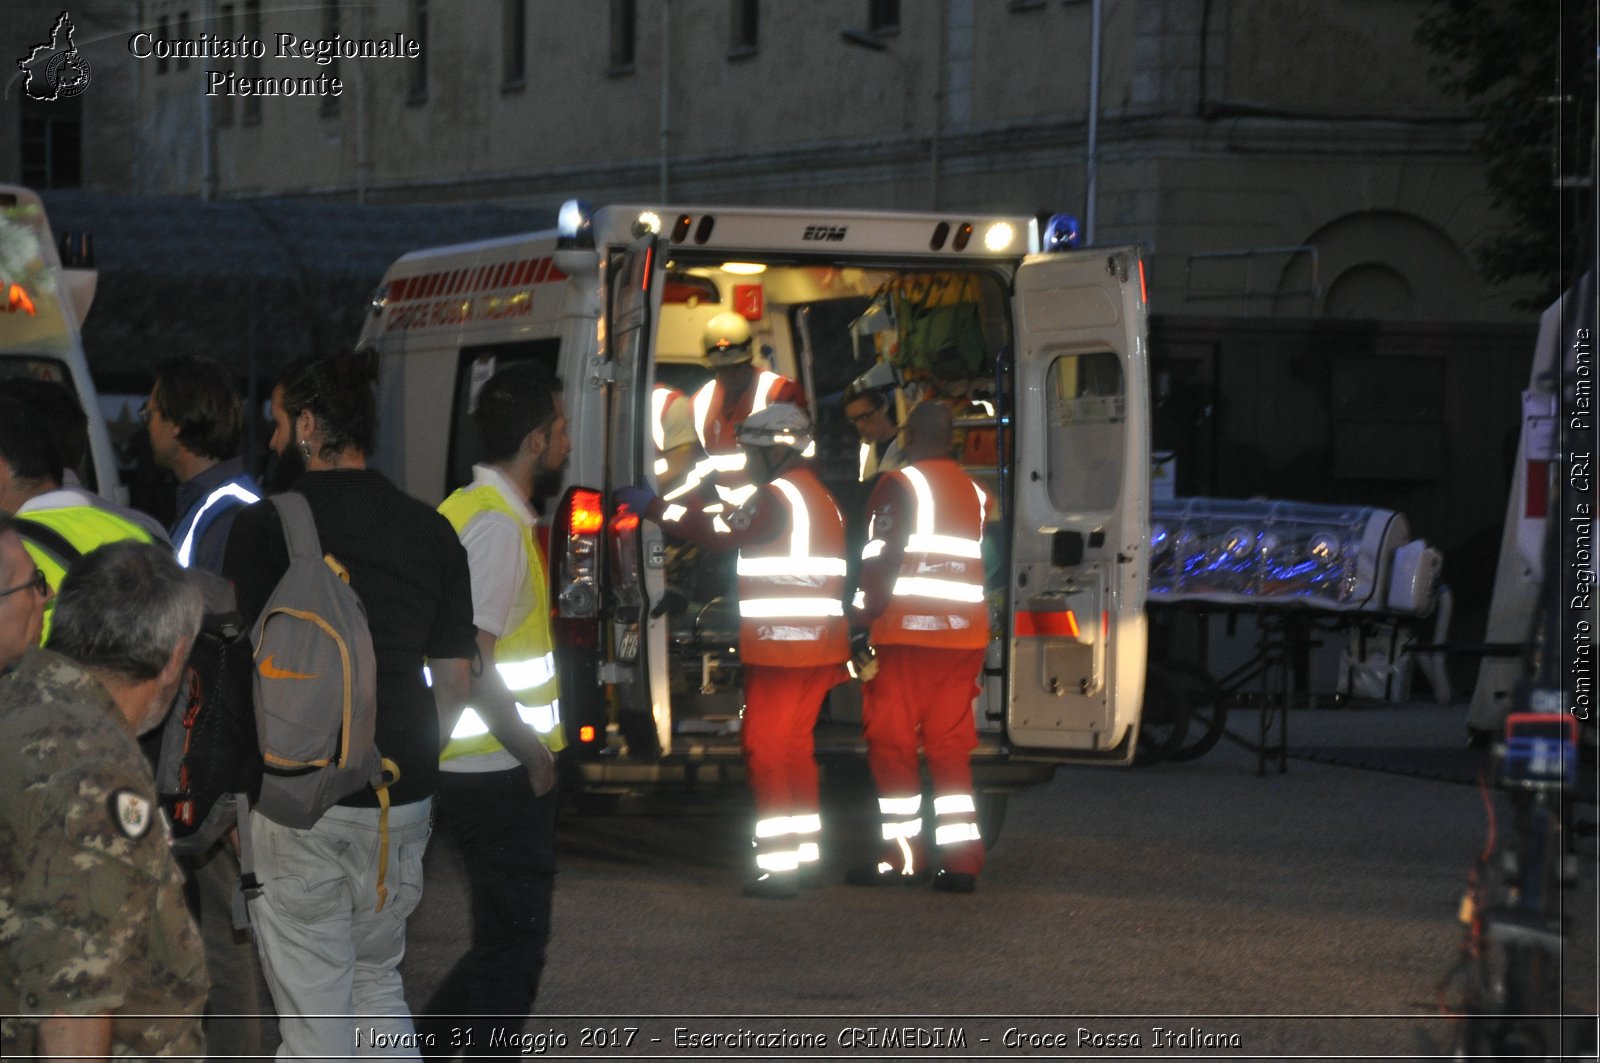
[234,790,261,930]
[13,517,85,567]
[268,492,324,563]
[371,758,401,913]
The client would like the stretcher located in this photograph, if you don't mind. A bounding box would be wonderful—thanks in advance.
[1146,498,1445,774]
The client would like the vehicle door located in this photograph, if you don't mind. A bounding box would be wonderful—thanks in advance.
[1006,247,1151,761]
[600,235,671,756]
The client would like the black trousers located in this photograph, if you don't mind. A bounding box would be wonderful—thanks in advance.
[418,766,557,1058]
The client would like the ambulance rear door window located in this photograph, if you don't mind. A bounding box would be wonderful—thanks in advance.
[1046,350,1125,514]
[446,339,562,494]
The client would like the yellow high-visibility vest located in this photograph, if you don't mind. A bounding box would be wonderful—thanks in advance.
[18,505,155,642]
[437,482,565,759]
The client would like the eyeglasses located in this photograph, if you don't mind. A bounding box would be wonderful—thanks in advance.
[847,409,881,426]
[138,401,152,425]
[0,569,49,600]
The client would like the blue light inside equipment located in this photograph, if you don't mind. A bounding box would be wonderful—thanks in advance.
[1043,213,1082,252]
[557,199,594,249]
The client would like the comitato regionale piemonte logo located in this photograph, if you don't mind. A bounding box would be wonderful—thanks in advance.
[17,11,92,101]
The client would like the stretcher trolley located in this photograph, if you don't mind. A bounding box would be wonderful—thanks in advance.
[1141,497,1445,774]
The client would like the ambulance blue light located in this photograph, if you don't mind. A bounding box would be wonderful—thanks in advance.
[557,199,594,249]
[1043,213,1081,252]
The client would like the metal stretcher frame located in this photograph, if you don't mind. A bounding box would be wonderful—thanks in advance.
[1148,600,1432,776]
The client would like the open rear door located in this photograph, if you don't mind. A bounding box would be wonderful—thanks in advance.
[1006,247,1150,761]
[601,235,670,756]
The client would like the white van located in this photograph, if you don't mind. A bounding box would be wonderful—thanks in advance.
[358,203,1151,799]
[0,184,122,499]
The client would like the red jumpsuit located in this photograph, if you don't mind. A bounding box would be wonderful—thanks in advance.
[849,457,991,878]
[651,464,848,878]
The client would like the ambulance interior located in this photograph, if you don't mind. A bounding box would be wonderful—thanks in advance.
[648,259,1014,718]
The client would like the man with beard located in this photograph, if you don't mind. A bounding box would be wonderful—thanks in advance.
[223,351,476,1059]
[0,541,207,1059]
[418,364,571,1056]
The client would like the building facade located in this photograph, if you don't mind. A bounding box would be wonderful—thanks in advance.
[78,0,1537,321]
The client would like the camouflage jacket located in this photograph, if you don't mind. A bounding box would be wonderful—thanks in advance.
[0,647,207,1060]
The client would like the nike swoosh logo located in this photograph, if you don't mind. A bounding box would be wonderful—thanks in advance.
[259,655,318,680]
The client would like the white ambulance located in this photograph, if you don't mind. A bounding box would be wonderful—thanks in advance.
[0,184,122,498]
[358,202,1151,802]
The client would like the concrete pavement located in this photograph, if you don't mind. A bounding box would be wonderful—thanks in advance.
[400,702,1598,1058]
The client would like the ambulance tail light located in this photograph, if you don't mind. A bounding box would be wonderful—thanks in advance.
[553,486,602,619]
[550,486,606,759]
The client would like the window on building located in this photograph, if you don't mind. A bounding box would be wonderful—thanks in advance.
[243,1,262,124]
[321,1,341,114]
[609,0,636,73]
[19,98,83,189]
[216,4,235,126]
[729,0,758,57]
[503,0,526,87]
[157,17,170,74]
[868,0,900,34]
[408,0,429,102]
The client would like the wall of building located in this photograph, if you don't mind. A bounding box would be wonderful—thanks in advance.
[9,1,1542,325]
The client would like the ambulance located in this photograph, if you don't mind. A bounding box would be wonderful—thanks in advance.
[358,202,1152,807]
[0,184,121,498]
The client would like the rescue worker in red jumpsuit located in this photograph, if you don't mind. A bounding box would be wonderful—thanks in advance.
[617,404,848,898]
[846,401,991,893]
[690,311,807,510]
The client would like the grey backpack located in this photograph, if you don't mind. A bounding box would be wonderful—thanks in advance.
[247,492,385,828]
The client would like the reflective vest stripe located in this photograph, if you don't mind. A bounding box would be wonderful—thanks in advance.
[495,652,556,690]
[869,460,989,649]
[735,556,848,577]
[437,483,564,759]
[448,699,561,740]
[736,476,845,621]
[899,466,984,561]
[890,576,988,603]
[734,468,849,667]
[180,484,262,558]
[176,481,262,568]
[651,385,678,476]
[740,597,844,618]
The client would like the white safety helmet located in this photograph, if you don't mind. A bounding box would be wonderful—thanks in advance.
[736,403,813,454]
[703,311,754,366]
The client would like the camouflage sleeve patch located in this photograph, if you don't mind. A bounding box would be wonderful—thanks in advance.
[2,763,170,1018]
